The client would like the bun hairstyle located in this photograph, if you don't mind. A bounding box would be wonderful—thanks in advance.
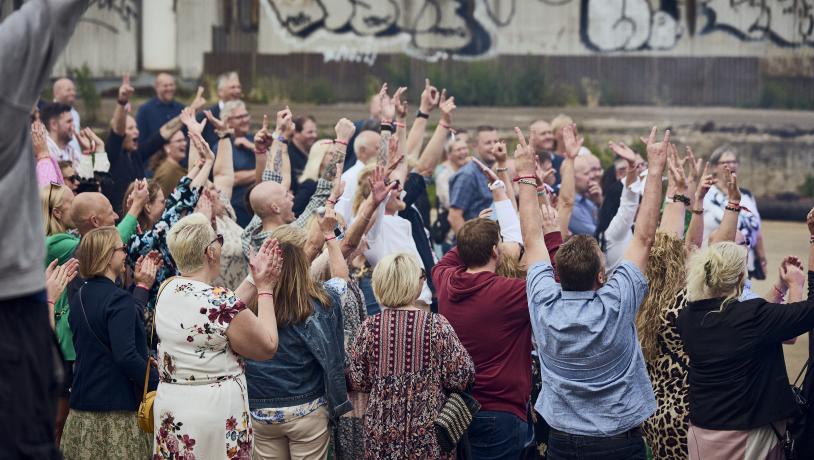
[687,242,747,311]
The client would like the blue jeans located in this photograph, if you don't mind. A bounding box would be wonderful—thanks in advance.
[358,272,380,316]
[469,411,533,460]
[545,427,646,460]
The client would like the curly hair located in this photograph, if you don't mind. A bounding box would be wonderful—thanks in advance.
[636,232,687,363]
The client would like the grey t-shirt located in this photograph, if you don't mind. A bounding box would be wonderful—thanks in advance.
[0,0,88,300]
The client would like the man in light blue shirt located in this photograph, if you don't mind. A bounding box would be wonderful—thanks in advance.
[515,125,669,459]
[568,153,603,236]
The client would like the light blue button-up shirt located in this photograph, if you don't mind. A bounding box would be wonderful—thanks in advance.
[569,194,598,236]
[526,260,656,436]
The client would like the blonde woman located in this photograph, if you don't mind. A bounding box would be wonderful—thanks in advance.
[41,183,75,236]
[246,218,351,459]
[154,213,280,458]
[293,139,334,216]
[677,231,814,459]
[348,253,474,459]
[60,227,160,459]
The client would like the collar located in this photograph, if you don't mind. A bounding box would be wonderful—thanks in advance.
[560,290,597,300]
[688,297,727,311]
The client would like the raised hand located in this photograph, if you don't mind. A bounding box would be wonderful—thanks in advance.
[642,126,670,170]
[808,206,814,235]
[608,140,637,164]
[392,86,408,120]
[334,117,356,143]
[275,106,292,136]
[472,157,499,183]
[75,128,95,155]
[439,94,455,126]
[378,83,396,121]
[780,259,805,290]
[695,171,715,202]
[492,141,508,164]
[31,120,49,160]
[134,255,159,288]
[204,109,231,136]
[249,238,283,291]
[666,144,688,193]
[189,86,207,112]
[478,208,494,219]
[254,114,271,154]
[127,179,149,212]
[369,165,398,204]
[587,181,603,206]
[118,73,134,103]
[720,165,740,203]
[195,191,213,221]
[562,123,583,159]
[46,258,78,303]
[685,146,705,189]
[189,131,215,163]
[513,127,535,175]
[419,78,440,113]
[319,206,338,234]
[180,107,206,135]
[82,127,105,153]
[540,201,559,234]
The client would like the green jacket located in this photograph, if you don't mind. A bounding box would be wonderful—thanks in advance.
[46,215,138,361]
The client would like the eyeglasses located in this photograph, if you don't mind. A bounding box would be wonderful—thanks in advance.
[113,244,127,253]
[717,160,739,166]
[419,269,426,281]
[65,174,80,183]
[228,113,249,121]
[206,234,224,253]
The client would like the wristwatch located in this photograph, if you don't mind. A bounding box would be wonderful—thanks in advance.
[416,110,429,119]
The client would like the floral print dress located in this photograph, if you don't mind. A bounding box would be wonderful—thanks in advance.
[153,278,252,460]
[348,309,475,459]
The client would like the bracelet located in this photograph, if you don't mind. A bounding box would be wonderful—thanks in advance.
[395,122,406,129]
[333,139,348,146]
[380,119,393,125]
[518,179,537,187]
[416,110,429,119]
[324,234,336,241]
[326,198,337,205]
[257,292,274,298]
[136,283,150,290]
[728,201,740,207]
[725,204,741,212]
[117,98,128,106]
[380,124,394,133]
[488,179,506,191]
[690,208,703,215]
[217,131,232,140]
[672,194,691,206]
[495,167,509,173]
[773,285,786,297]
[47,300,55,306]
[513,175,536,183]
[809,235,814,244]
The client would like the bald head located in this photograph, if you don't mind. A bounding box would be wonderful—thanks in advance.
[249,181,295,225]
[72,193,119,235]
[574,154,602,194]
[354,130,381,164]
[154,73,176,103]
[529,119,555,153]
[53,78,76,106]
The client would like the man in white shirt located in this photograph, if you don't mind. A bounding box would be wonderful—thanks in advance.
[336,130,380,225]
[41,101,79,166]
[52,77,81,154]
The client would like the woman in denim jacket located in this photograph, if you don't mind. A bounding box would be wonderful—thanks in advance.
[246,219,352,459]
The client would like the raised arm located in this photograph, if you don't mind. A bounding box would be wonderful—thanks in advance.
[111,74,133,136]
[557,124,582,238]
[202,110,237,199]
[340,166,397,259]
[376,84,395,166]
[405,79,439,161]
[708,166,741,245]
[515,127,551,266]
[188,132,215,190]
[415,93,455,177]
[686,170,714,251]
[320,207,349,280]
[659,144,690,239]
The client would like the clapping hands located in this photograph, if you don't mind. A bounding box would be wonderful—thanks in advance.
[249,238,283,292]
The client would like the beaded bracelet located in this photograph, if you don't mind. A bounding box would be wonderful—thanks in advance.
[690,208,703,215]
[495,167,509,173]
[672,194,691,206]
[725,204,741,212]
[333,139,348,146]
[513,175,536,183]
[518,179,537,187]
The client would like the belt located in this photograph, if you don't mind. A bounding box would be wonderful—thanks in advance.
[549,426,643,441]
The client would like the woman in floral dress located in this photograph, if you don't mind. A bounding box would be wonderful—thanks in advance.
[348,253,475,459]
[153,213,282,459]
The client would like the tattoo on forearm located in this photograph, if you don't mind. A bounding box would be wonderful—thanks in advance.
[377,130,391,166]
[272,143,283,173]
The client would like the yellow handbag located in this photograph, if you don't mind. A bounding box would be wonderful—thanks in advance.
[137,276,175,433]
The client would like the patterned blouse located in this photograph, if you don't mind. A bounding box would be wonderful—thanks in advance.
[126,176,200,310]
[212,193,248,291]
[348,309,475,459]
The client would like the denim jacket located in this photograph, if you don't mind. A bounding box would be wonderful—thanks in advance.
[246,279,352,419]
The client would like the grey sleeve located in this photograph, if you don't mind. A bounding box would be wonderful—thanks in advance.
[0,0,89,110]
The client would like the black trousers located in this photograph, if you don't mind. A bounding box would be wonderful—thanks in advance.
[0,292,63,459]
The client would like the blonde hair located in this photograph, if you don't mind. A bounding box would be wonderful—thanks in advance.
[299,139,334,183]
[636,232,687,362]
[687,242,747,310]
[352,163,376,214]
[78,227,120,278]
[41,184,71,236]
[167,213,215,274]
[372,253,422,308]
[550,114,573,132]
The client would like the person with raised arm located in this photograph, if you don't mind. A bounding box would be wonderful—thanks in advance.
[522,126,669,459]
[447,125,499,234]
[135,73,185,145]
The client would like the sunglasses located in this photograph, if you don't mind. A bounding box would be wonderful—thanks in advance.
[419,268,426,281]
[113,243,127,253]
[65,174,80,183]
[206,234,224,253]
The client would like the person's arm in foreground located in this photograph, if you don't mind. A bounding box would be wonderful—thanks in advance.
[658,143,690,239]
[557,124,581,238]
[228,238,282,360]
[405,79,440,162]
[514,127,551,266]
[415,93,455,177]
[622,127,669,273]
[708,165,741,245]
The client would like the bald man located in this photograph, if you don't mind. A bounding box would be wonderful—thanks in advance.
[241,180,296,257]
[336,130,381,224]
[569,153,604,236]
[53,77,81,154]
[135,72,184,146]
[530,119,562,186]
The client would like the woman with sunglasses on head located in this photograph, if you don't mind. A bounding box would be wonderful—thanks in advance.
[41,182,75,237]
[153,213,280,458]
[59,226,161,459]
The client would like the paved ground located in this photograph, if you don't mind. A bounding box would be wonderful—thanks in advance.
[752,220,810,380]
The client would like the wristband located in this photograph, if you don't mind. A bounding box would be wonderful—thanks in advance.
[333,139,348,146]
[136,283,150,290]
[324,234,336,241]
[380,119,393,125]
[690,208,703,215]
[47,300,55,305]
[395,122,406,129]
[773,285,786,297]
[217,131,232,140]
[725,204,741,212]
[671,194,690,206]
[416,110,429,119]
[326,199,337,205]
[117,98,128,106]
[380,124,393,133]
[728,200,740,207]
[513,175,536,183]
[518,179,537,187]
[488,179,506,191]
[439,122,453,132]
[495,167,509,173]
[257,292,274,298]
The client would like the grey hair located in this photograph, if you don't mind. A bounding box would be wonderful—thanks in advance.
[221,99,246,121]
[217,71,239,91]
[709,143,738,165]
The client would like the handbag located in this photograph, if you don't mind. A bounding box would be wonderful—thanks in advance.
[430,314,481,453]
[137,276,176,433]
[772,357,811,460]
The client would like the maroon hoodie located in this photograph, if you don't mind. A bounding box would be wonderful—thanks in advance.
[432,233,562,421]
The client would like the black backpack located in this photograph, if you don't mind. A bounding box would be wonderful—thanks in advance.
[430,205,451,245]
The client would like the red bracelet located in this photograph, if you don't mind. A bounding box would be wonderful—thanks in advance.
[513,175,536,183]
[773,285,786,297]
[727,201,740,207]
[395,122,406,129]
[136,283,150,290]
[439,122,453,132]
[326,199,337,205]
[333,139,348,146]
[325,235,336,241]
[47,300,55,306]
[380,119,393,125]
[257,292,273,298]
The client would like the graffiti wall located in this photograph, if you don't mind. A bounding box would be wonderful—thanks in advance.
[257,0,814,60]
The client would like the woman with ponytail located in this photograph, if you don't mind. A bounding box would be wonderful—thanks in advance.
[677,205,814,459]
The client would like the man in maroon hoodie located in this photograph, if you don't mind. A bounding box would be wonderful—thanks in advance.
[433,215,562,458]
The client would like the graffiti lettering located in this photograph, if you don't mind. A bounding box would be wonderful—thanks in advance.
[88,0,138,32]
[581,0,682,51]
[323,47,378,66]
[701,0,814,47]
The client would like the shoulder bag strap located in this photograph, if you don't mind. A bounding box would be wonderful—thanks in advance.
[141,276,177,400]
[77,284,114,356]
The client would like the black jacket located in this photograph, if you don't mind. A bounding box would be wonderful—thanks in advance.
[68,277,159,411]
[678,294,814,430]
[104,129,167,215]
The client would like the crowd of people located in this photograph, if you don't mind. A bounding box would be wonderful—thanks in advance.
[3,2,814,460]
